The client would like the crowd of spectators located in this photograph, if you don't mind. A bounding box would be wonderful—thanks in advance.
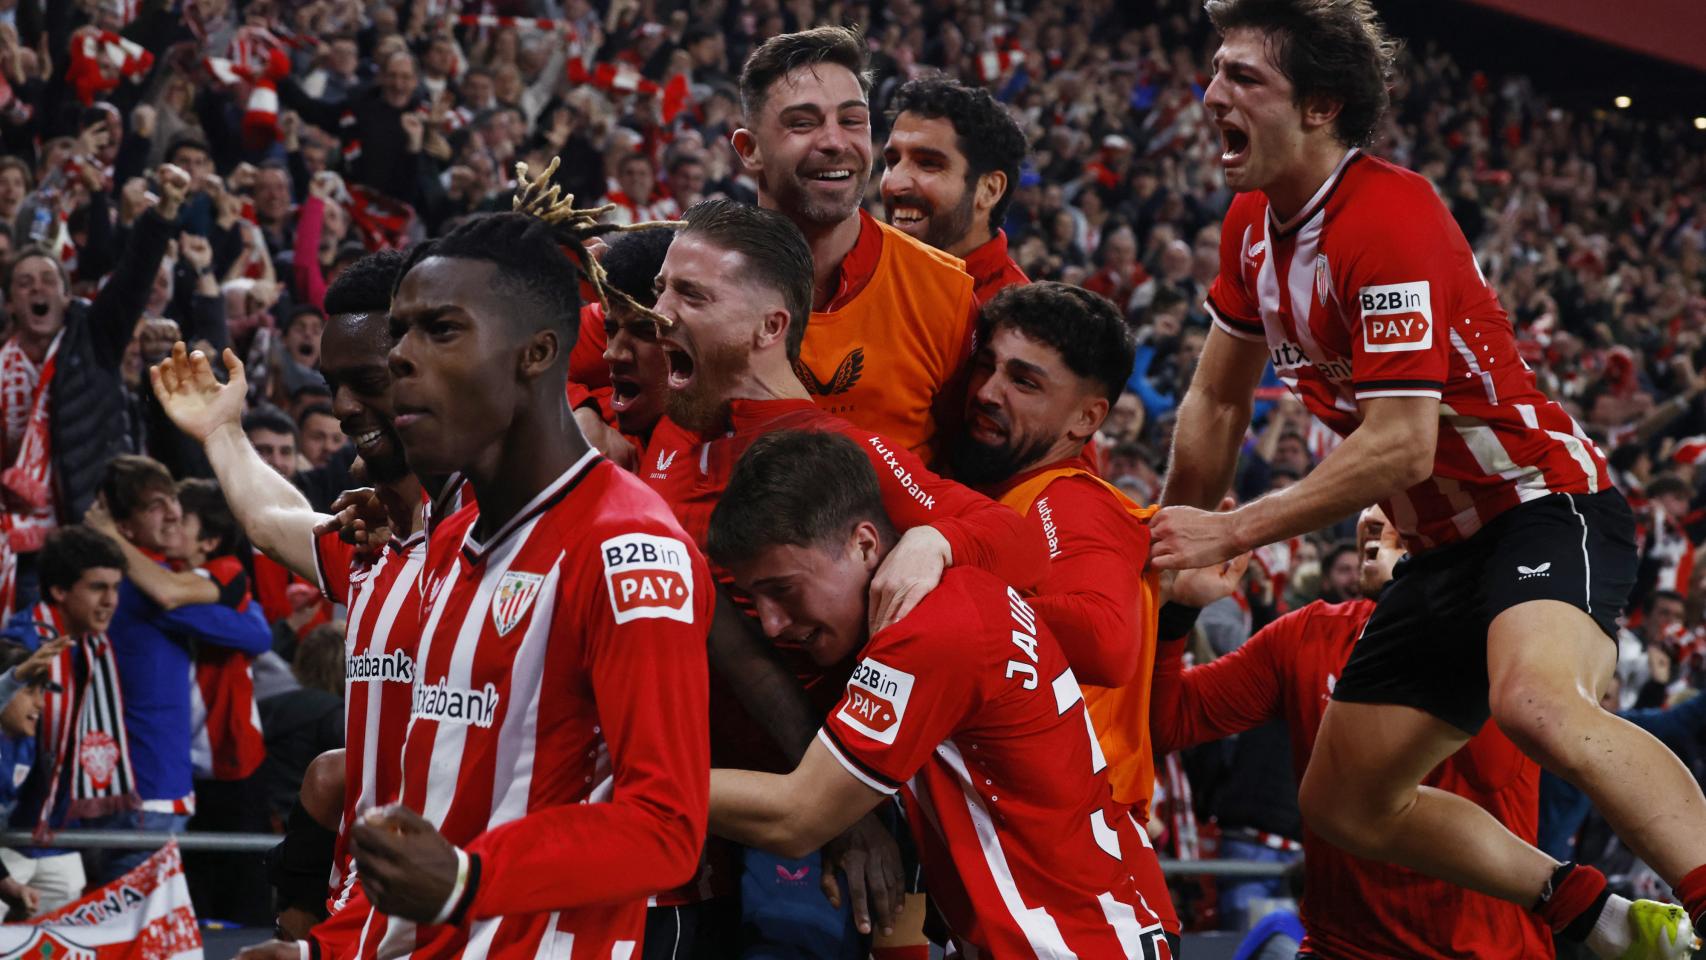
[0,0,1701,934]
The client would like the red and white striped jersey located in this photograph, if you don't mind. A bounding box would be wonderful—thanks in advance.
[353,451,711,959]
[1207,149,1610,550]
[311,526,431,921]
[819,568,1171,958]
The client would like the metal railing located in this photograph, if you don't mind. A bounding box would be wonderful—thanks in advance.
[0,831,1296,876]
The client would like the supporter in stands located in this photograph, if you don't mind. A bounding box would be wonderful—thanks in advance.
[294,404,345,471]
[241,407,299,481]
[83,455,270,884]
[0,639,68,920]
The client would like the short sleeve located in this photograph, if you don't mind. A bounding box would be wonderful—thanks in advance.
[1205,199,1266,343]
[198,557,253,609]
[819,621,977,795]
[1345,195,1456,401]
[312,529,357,606]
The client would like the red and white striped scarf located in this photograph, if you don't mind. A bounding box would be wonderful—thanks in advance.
[2,332,62,551]
[25,602,140,839]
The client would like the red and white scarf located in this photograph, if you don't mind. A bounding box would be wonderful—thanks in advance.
[24,602,140,839]
[0,334,62,625]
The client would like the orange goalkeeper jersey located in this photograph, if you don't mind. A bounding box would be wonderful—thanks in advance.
[796,210,977,461]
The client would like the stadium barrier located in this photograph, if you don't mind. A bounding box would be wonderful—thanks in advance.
[0,831,1293,875]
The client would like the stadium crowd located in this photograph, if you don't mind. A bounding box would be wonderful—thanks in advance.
[0,0,1702,955]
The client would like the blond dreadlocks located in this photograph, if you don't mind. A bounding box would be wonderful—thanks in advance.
[511,156,679,328]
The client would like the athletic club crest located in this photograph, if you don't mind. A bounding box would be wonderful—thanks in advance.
[491,571,546,636]
[1315,253,1331,306]
[79,730,118,790]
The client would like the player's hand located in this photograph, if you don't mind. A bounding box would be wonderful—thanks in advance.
[316,487,388,548]
[235,939,302,960]
[1149,505,1248,570]
[868,526,951,633]
[1163,553,1250,607]
[0,876,39,918]
[820,812,904,937]
[150,344,249,443]
[274,905,318,941]
[574,407,637,472]
[13,637,70,684]
[84,494,120,537]
[350,804,459,924]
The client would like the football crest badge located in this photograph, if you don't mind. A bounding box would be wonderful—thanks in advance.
[491,571,546,636]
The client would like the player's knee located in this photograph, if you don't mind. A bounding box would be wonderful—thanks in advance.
[1489,674,1595,775]
[301,749,347,831]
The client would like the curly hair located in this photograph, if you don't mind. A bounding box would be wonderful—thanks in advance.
[979,282,1137,403]
[889,77,1029,234]
[1205,0,1400,148]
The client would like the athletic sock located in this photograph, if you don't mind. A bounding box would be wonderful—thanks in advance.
[1534,862,1612,939]
[1585,895,1636,958]
[1679,862,1706,927]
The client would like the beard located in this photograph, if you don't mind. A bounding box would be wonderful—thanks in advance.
[663,338,748,433]
[911,186,979,253]
[947,420,1054,488]
[763,163,872,227]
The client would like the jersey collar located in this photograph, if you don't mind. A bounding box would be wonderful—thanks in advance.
[1267,147,1362,237]
[460,448,601,564]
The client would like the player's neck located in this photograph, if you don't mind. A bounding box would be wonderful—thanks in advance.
[733,355,812,404]
[797,211,863,312]
[379,474,426,537]
[466,398,591,540]
[1265,140,1353,225]
[947,224,994,260]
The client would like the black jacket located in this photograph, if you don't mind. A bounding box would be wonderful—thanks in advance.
[51,207,172,521]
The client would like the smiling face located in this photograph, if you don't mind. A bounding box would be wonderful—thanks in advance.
[881,112,979,254]
[1355,505,1403,596]
[0,682,45,739]
[729,532,879,667]
[117,486,185,558]
[387,257,527,478]
[7,254,68,339]
[321,313,409,482]
[55,566,122,637]
[737,63,872,228]
[951,324,1104,486]
[602,308,669,437]
[651,234,770,432]
[1204,27,1316,195]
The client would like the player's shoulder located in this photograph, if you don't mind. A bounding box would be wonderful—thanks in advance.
[884,567,1017,652]
[873,218,976,298]
[567,459,699,545]
[1331,153,1452,230]
[1223,189,1268,230]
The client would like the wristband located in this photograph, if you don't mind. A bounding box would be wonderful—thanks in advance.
[431,847,470,926]
[1157,601,1203,641]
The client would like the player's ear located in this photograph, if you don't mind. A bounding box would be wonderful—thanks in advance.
[754,304,789,354]
[1300,94,1343,135]
[975,169,1007,218]
[730,127,761,173]
[1073,395,1110,443]
[852,521,884,570]
[517,327,561,381]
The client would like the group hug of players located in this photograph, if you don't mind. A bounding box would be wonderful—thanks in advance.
[137,3,1706,958]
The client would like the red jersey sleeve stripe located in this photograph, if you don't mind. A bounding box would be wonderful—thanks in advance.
[817,728,900,796]
[1204,296,1265,342]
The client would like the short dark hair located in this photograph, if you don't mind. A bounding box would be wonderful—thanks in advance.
[99,454,176,522]
[4,245,67,294]
[1648,589,1686,613]
[294,623,346,695]
[707,430,895,569]
[739,26,871,120]
[980,282,1136,403]
[890,77,1028,234]
[601,227,675,309]
[397,212,586,338]
[283,304,325,335]
[243,405,299,439]
[1647,475,1693,502]
[1204,0,1398,148]
[297,402,338,429]
[40,526,126,597]
[0,156,31,182]
[177,478,239,558]
[679,200,812,361]
[1323,539,1357,568]
[164,135,211,164]
[324,249,404,317]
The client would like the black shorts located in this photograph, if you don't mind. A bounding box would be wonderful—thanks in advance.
[1331,488,1637,735]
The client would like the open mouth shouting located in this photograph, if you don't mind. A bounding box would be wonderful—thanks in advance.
[662,339,696,392]
[610,374,644,413]
[1219,122,1252,168]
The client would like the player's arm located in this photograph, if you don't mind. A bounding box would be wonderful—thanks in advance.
[1026,484,1150,686]
[861,433,1048,628]
[1160,322,1270,509]
[151,344,328,580]
[84,498,220,610]
[708,587,819,760]
[1149,607,1290,753]
[709,737,888,859]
